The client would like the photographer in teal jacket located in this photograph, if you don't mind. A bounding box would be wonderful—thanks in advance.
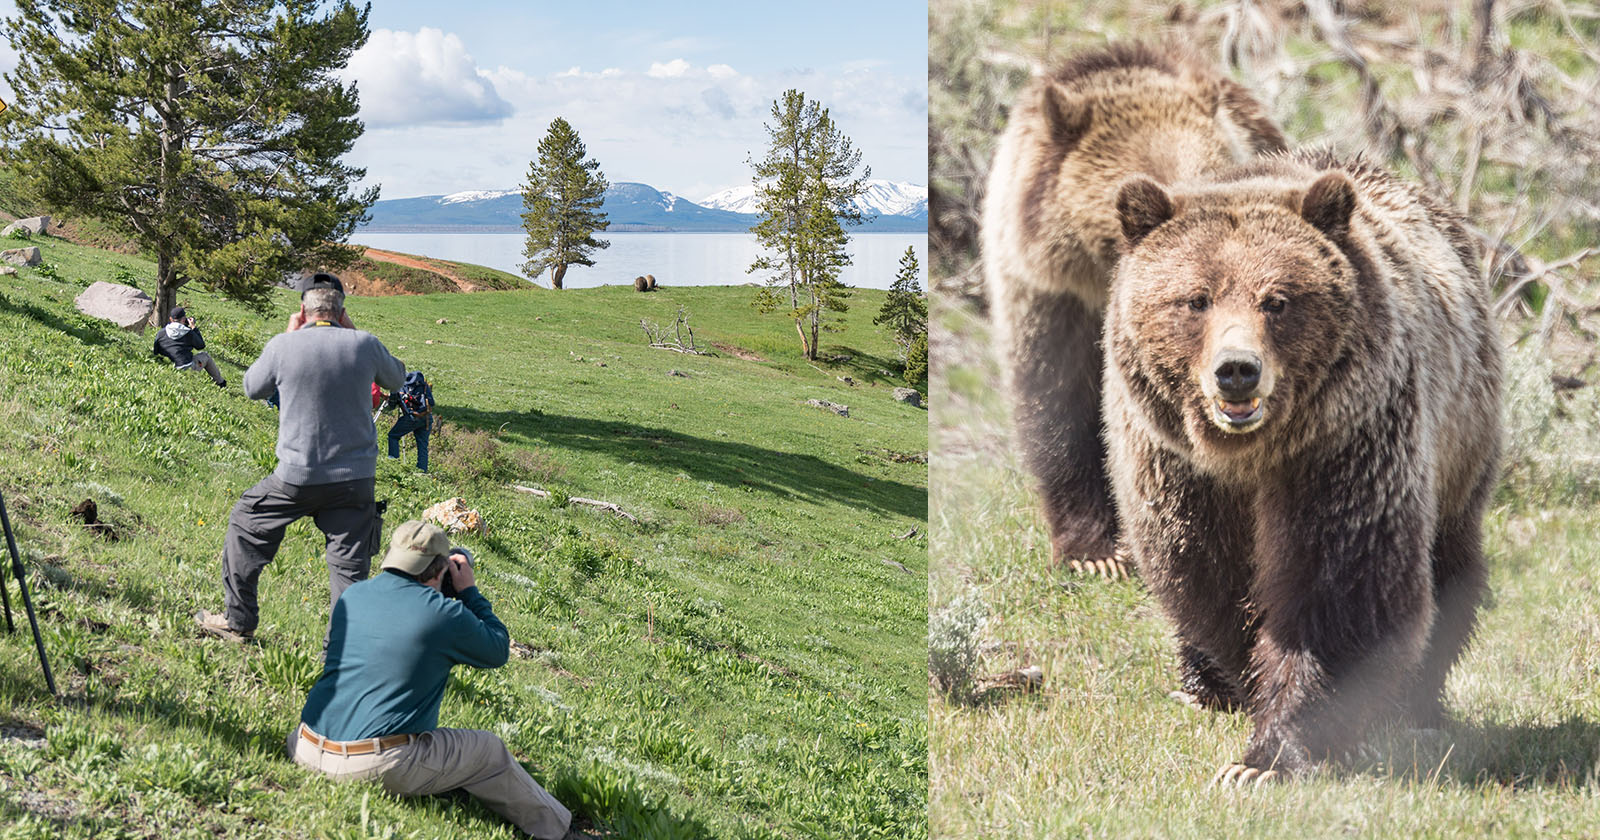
[290,521,570,839]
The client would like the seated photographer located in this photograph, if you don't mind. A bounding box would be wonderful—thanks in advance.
[291,521,571,840]
[152,307,226,388]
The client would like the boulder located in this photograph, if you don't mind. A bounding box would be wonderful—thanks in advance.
[2,247,42,267]
[422,497,488,536]
[0,266,16,276]
[892,388,923,408]
[1,216,49,237]
[74,281,154,332]
[806,399,850,418]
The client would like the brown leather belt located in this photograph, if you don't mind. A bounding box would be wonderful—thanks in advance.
[298,723,415,756]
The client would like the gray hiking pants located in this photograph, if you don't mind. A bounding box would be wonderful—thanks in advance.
[222,474,379,634]
[177,351,225,386]
[288,724,571,839]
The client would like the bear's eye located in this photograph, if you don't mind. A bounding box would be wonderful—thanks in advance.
[1187,295,1210,312]
[1261,296,1287,313]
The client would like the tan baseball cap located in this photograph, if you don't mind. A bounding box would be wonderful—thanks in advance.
[381,520,450,575]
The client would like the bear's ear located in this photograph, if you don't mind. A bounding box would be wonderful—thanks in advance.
[1038,84,1091,148]
[1117,176,1176,246]
[1301,171,1356,242]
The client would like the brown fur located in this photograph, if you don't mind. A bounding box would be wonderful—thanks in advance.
[982,43,1286,571]
[1103,150,1502,775]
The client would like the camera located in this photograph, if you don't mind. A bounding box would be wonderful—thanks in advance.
[440,549,472,599]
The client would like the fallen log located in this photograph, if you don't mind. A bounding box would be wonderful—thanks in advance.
[510,484,639,523]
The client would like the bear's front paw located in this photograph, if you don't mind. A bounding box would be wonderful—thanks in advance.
[1061,543,1136,580]
[1211,762,1282,788]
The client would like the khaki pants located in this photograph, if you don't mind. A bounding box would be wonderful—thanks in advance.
[290,725,571,839]
[178,351,225,386]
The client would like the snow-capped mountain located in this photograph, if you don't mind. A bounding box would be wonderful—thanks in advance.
[439,189,518,205]
[698,179,928,219]
[361,180,927,232]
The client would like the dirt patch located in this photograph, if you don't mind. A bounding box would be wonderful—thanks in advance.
[710,342,765,361]
[362,247,477,292]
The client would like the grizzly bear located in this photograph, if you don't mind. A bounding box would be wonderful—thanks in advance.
[982,43,1286,577]
[1103,150,1502,783]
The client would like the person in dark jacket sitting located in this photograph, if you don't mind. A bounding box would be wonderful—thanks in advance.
[152,307,226,387]
[290,521,571,839]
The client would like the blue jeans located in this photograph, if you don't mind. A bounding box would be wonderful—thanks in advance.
[388,414,429,472]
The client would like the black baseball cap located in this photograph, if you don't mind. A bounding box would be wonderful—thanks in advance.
[300,272,345,295]
[170,307,187,321]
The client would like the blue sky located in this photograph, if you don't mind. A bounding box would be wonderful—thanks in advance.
[1,1,928,201]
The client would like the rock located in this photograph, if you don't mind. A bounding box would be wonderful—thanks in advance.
[838,376,856,386]
[425,340,435,345]
[422,497,488,536]
[1,216,49,237]
[436,318,448,325]
[827,353,853,364]
[74,281,153,332]
[0,266,16,276]
[806,399,850,418]
[892,388,923,407]
[666,369,687,377]
[2,246,42,267]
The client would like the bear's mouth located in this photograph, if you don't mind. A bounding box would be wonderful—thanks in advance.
[1211,396,1264,432]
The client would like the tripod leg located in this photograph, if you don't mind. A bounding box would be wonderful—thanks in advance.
[0,492,56,696]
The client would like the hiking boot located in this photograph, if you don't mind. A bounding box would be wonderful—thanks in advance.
[195,609,252,642]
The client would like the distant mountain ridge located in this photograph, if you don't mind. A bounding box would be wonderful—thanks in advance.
[362,180,928,233]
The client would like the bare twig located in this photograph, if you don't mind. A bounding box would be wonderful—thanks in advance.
[509,484,639,523]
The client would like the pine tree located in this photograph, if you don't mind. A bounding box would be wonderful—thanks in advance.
[0,0,376,324]
[904,332,929,393]
[520,117,610,290]
[874,246,928,351]
[748,90,869,360]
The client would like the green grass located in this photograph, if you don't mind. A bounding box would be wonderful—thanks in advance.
[929,300,1600,838]
[0,232,927,839]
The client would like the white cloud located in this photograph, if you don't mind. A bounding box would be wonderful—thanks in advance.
[347,56,926,200]
[343,28,512,128]
[647,58,691,78]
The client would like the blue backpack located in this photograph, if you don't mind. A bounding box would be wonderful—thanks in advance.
[399,371,433,416]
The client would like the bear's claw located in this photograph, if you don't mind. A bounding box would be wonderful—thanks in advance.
[1065,545,1136,580]
[1211,762,1281,788]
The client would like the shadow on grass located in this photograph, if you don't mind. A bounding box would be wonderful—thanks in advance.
[442,407,926,521]
[1361,716,1600,788]
[0,291,112,346]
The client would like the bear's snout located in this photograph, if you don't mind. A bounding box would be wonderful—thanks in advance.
[1213,349,1262,399]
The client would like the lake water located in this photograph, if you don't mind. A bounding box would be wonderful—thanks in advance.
[348,231,927,291]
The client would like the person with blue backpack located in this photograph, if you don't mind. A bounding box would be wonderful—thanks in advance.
[386,371,434,472]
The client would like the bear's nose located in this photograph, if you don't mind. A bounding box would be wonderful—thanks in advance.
[1213,350,1262,398]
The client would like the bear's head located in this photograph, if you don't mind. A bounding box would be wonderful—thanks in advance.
[1108,170,1364,460]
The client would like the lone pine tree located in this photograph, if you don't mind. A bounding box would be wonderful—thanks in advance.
[520,117,610,290]
[0,0,376,324]
[748,89,870,360]
[874,245,927,352]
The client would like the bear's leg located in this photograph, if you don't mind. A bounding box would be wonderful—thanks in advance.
[1001,287,1121,575]
[1407,510,1488,727]
[1112,434,1255,705]
[1224,456,1435,785]
[1174,643,1244,712]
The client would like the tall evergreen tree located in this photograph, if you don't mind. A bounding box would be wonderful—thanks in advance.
[0,0,376,324]
[874,245,927,351]
[748,89,869,360]
[520,117,609,290]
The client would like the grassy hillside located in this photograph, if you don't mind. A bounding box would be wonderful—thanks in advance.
[0,232,927,839]
[929,300,1600,838]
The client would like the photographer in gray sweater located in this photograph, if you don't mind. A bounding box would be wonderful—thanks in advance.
[198,274,407,643]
